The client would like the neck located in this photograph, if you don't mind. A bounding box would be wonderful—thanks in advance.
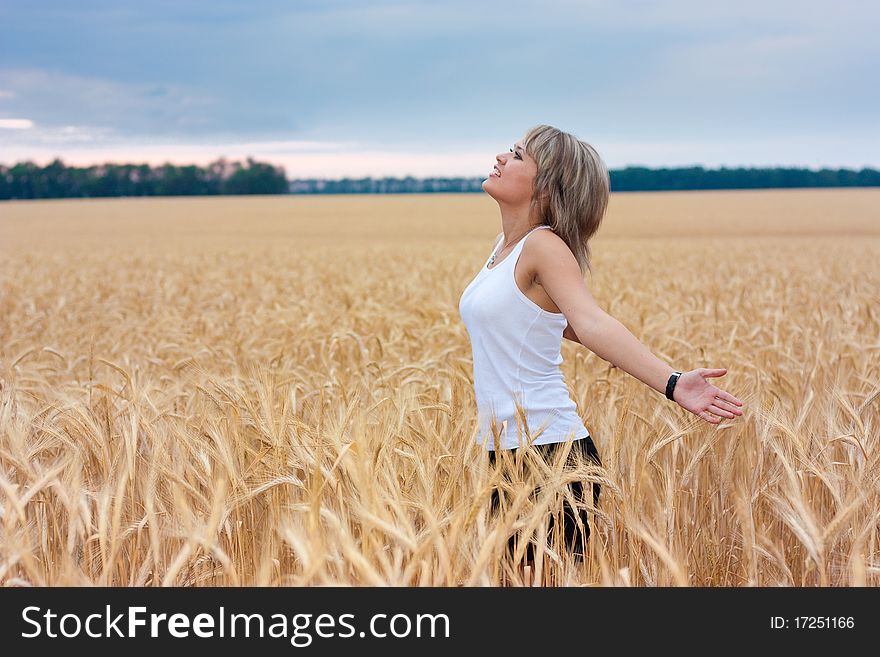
[498,200,542,242]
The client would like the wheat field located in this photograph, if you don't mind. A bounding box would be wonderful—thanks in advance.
[1,188,879,586]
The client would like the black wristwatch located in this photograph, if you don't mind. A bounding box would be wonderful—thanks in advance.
[665,371,682,401]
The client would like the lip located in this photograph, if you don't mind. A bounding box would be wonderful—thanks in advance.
[491,165,501,178]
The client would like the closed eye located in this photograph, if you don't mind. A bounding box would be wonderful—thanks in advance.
[509,147,522,160]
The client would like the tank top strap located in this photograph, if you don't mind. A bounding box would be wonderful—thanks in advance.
[512,224,552,253]
[527,224,553,237]
[487,225,552,270]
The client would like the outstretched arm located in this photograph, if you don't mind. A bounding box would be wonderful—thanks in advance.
[566,311,742,422]
[534,236,744,424]
[567,311,676,394]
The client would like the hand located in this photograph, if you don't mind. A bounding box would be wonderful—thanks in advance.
[672,368,744,425]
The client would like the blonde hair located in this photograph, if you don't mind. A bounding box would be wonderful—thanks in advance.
[523,124,610,276]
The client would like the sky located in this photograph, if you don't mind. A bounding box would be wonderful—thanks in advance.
[0,0,877,178]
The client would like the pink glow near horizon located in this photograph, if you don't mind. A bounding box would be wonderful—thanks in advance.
[0,142,500,178]
[1,135,872,176]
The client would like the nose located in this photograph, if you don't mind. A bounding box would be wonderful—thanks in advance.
[496,152,507,164]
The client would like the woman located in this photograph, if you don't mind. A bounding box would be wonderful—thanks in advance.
[458,124,744,577]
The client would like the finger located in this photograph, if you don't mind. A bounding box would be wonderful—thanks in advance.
[712,397,744,415]
[707,403,736,419]
[716,390,743,406]
[701,368,728,378]
[699,410,721,425]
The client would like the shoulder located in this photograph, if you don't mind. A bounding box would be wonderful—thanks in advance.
[521,228,578,278]
[524,227,573,260]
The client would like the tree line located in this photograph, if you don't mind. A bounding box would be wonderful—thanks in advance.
[290,166,880,193]
[1,158,878,200]
[0,157,288,199]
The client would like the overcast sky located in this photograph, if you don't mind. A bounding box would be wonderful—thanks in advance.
[1,0,877,177]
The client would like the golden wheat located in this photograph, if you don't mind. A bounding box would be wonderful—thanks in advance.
[1,189,878,586]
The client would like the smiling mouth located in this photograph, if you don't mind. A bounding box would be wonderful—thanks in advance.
[492,165,501,177]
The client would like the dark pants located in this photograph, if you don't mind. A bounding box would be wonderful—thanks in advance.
[488,435,602,563]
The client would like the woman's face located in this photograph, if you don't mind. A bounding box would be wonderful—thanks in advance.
[481,136,538,206]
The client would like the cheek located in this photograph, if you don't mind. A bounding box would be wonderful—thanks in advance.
[513,170,536,194]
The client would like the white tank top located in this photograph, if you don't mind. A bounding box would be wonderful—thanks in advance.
[458,225,590,450]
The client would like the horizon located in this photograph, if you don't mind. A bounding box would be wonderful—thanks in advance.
[2,155,874,182]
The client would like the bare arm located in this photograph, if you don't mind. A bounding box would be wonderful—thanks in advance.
[531,232,744,423]
[542,253,670,390]
[570,311,675,395]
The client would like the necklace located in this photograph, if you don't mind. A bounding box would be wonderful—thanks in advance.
[487,225,544,267]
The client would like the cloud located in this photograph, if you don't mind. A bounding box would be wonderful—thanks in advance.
[0,118,34,129]
[0,67,224,139]
[1,1,878,168]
